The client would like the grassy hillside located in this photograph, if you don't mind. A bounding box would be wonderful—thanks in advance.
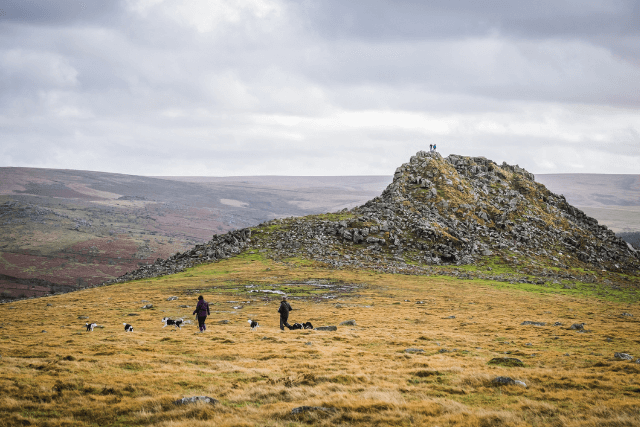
[1,254,639,427]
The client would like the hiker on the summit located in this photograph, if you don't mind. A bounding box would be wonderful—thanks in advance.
[278,296,293,331]
[429,144,433,151]
[193,295,210,332]
[433,143,437,151]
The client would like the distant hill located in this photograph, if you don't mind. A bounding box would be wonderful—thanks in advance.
[536,174,640,233]
[0,167,389,298]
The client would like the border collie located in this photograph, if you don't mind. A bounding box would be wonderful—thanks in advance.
[248,319,259,330]
[162,317,183,329]
[123,323,134,332]
[85,322,97,332]
[290,323,303,330]
[303,322,313,329]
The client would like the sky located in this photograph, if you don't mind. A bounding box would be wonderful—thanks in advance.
[1,0,639,176]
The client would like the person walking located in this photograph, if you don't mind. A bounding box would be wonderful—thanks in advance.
[193,295,210,332]
[278,296,293,331]
[433,143,437,151]
[429,144,433,151]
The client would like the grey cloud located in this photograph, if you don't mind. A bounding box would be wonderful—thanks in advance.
[0,0,124,25]
[299,0,640,40]
[0,0,639,176]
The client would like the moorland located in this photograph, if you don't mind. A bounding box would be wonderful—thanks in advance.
[0,252,639,427]
[1,152,639,426]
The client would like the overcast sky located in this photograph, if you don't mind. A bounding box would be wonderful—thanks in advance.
[1,0,639,176]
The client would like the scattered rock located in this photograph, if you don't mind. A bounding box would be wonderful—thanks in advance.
[553,322,563,326]
[569,323,585,330]
[141,304,153,309]
[166,296,178,301]
[339,319,356,326]
[314,326,337,331]
[445,315,456,319]
[488,357,524,367]
[178,305,190,308]
[78,316,88,319]
[492,376,527,387]
[291,406,337,415]
[521,321,546,326]
[46,303,53,307]
[218,320,230,324]
[405,348,424,353]
[614,352,633,361]
[173,396,219,406]
[42,330,47,333]
[305,342,313,346]
[334,304,343,308]
[621,312,633,317]
[127,313,139,316]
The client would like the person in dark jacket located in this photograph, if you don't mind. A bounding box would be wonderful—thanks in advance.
[278,296,293,331]
[193,295,210,332]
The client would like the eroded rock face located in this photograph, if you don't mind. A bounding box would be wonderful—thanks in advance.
[105,151,639,284]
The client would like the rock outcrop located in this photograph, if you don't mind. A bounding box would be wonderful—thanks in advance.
[108,151,639,285]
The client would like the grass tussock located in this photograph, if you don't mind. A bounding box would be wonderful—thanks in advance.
[0,255,639,426]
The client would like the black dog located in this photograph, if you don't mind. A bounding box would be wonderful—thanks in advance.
[123,323,134,332]
[290,323,303,330]
[85,322,97,332]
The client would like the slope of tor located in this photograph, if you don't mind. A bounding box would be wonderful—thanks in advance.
[113,151,639,285]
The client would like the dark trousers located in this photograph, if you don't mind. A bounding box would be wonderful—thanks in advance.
[280,315,291,331]
[198,316,207,331]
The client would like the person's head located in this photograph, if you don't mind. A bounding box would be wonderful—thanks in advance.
[282,296,287,301]
[198,295,203,301]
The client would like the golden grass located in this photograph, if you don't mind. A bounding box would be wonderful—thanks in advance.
[0,255,639,426]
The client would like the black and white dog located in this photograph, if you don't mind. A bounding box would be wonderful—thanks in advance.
[303,322,313,329]
[248,319,259,330]
[123,323,134,332]
[290,322,314,330]
[162,317,183,329]
[85,322,97,332]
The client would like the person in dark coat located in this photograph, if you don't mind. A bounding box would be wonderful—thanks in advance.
[193,295,210,332]
[278,296,293,331]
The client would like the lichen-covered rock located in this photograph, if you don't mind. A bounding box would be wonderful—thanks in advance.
[315,326,337,331]
[492,376,527,387]
[614,352,633,361]
[173,396,218,405]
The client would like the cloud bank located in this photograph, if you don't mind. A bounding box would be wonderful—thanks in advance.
[1,0,639,175]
